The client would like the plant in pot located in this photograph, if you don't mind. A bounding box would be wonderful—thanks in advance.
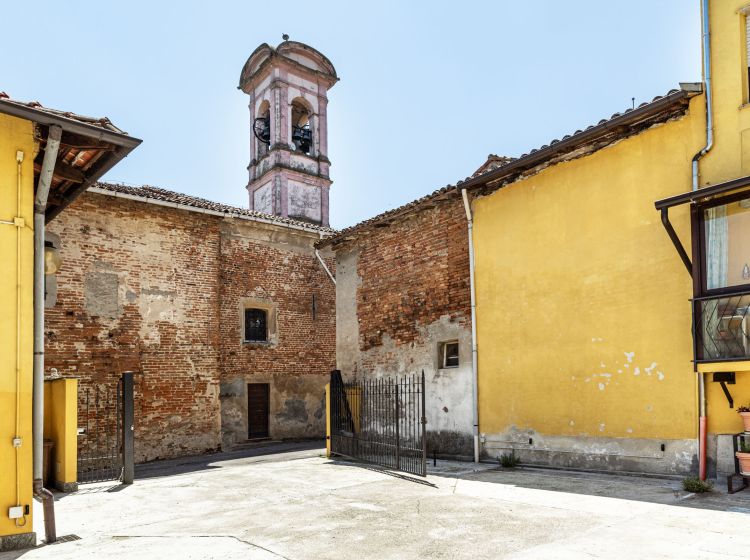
[737,440,750,476]
[738,405,750,432]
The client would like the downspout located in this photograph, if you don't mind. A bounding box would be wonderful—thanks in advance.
[693,0,713,481]
[461,188,480,464]
[33,125,61,543]
[315,247,336,285]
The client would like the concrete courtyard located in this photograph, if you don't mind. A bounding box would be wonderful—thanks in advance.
[4,442,750,560]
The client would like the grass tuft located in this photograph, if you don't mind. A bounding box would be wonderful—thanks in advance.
[682,476,713,493]
[499,451,521,469]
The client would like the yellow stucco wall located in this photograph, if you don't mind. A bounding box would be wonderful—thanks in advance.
[44,378,79,488]
[471,0,750,469]
[695,0,750,435]
[0,113,37,538]
[473,104,704,444]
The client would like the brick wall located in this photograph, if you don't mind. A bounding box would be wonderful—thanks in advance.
[217,219,336,446]
[46,191,336,463]
[331,195,474,456]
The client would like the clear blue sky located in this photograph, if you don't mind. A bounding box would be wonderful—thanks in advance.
[1,1,701,229]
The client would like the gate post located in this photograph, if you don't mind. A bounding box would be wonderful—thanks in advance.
[325,382,331,458]
[121,371,135,484]
[395,379,400,470]
[421,370,427,476]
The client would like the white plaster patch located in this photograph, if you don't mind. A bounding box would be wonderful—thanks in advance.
[644,362,658,376]
[626,428,633,434]
[600,373,611,378]
[634,367,640,376]
[598,423,606,432]
[657,371,665,381]
[569,420,575,426]
[598,383,605,391]
[624,351,635,363]
[600,362,606,368]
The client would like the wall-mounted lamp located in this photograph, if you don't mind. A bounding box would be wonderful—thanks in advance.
[744,264,750,281]
[44,241,62,275]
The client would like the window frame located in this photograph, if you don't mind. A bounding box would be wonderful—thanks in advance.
[439,341,460,369]
[239,298,278,346]
[244,308,268,343]
[696,190,750,298]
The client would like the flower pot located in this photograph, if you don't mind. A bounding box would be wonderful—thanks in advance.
[736,452,750,476]
[740,412,750,432]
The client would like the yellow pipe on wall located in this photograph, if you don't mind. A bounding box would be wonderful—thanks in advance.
[14,151,25,525]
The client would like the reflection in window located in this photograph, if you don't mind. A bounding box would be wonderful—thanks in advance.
[704,199,750,290]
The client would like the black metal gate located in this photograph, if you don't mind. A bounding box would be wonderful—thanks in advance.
[77,371,135,484]
[329,370,427,476]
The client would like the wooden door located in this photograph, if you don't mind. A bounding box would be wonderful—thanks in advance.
[247,383,270,439]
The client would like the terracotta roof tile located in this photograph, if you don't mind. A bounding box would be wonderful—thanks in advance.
[0,91,127,134]
[91,182,336,233]
[318,85,700,249]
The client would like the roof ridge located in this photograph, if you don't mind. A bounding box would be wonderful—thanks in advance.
[93,182,336,233]
[318,85,699,248]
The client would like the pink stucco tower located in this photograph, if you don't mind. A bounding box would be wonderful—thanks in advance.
[239,39,338,227]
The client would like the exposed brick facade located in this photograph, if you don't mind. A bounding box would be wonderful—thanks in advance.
[353,198,471,355]
[324,194,474,456]
[46,190,335,463]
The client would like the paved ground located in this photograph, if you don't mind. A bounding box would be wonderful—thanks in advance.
[4,441,750,559]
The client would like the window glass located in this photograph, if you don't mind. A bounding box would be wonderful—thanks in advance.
[244,308,268,342]
[441,342,459,368]
[704,199,750,290]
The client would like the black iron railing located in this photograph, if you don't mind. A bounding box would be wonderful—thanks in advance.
[694,290,750,362]
[330,371,427,477]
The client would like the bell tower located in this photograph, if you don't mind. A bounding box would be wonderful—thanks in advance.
[239,38,338,227]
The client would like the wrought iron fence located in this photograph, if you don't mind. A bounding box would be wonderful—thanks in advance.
[329,371,427,477]
[694,290,750,362]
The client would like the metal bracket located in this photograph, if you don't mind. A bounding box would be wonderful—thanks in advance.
[660,208,692,276]
[713,372,736,408]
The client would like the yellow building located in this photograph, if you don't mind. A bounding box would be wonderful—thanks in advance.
[0,94,139,551]
[460,0,750,478]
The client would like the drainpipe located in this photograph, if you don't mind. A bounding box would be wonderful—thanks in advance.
[693,0,713,481]
[315,247,336,285]
[461,188,480,463]
[33,125,61,543]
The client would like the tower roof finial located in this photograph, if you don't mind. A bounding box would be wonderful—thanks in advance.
[282,33,289,41]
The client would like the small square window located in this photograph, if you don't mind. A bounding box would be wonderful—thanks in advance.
[440,341,459,368]
[244,308,268,342]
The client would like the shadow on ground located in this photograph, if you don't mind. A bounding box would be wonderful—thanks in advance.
[456,464,750,513]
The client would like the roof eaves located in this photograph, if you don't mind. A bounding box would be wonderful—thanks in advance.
[0,96,140,149]
[89,183,336,235]
[457,86,699,192]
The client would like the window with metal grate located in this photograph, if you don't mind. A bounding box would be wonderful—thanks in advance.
[244,308,268,342]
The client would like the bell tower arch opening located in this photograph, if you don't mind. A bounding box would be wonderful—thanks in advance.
[239,38,338,226]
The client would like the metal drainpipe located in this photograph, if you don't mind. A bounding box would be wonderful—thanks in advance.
[315,248,336,285]
[461,188,480,463]
[693,0,713,481]
[33,125,61,543]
